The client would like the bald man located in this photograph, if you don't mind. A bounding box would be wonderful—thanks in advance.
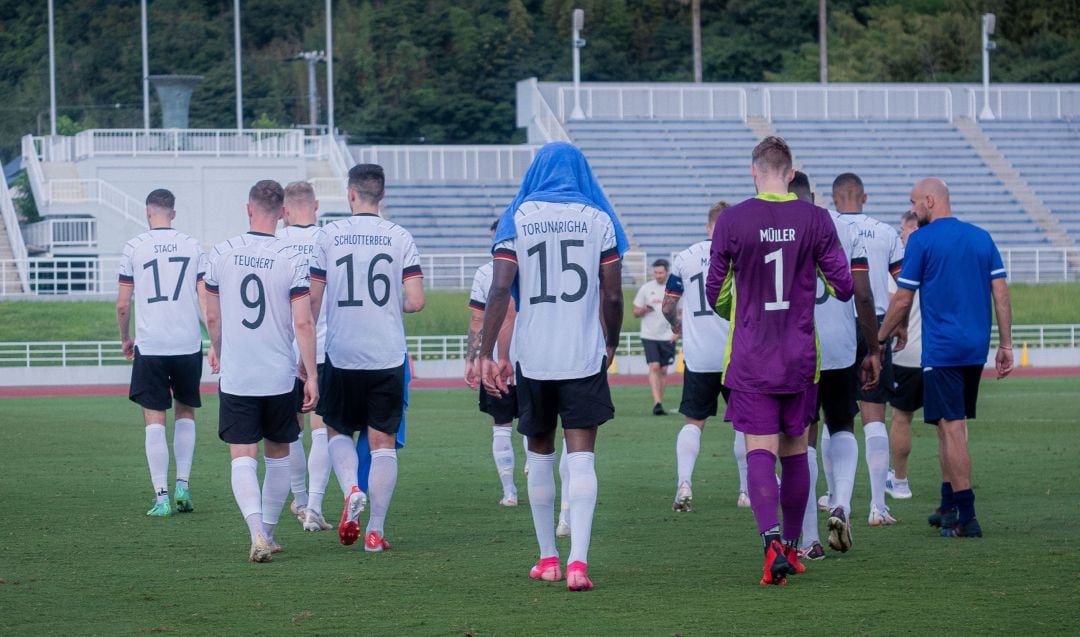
[878,178,1013,539]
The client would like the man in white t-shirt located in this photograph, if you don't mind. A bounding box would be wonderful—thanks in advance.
[204,180,319,562]
[634,259,676,415]
[117,188,208,517]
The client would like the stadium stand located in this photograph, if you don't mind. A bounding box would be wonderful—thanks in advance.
[378,182,517,253]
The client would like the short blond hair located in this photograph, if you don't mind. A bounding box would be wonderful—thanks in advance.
[708,200,729,226]
[284,181,316,204]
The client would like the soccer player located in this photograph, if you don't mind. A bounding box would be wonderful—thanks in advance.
[204,180,319,562]
[117,188,207,517]
[879,177,1013,538]
[633,259,676,415]
[788,173,880,559]
[277,181,334,532]
[480,142,626,592]
[309,163,425,553]
[661,201,739,512]
[829,173,905,527]
[885,210,923,500]
[704,137,854,585]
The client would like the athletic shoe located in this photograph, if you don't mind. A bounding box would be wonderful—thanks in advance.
[338,486,366,546]
[737,491,751,508]
[653,403,666,416]
[760,540,794,585]
[941,518,983,538]
[885,471,913,499]
[500,495,519,507]
[799,542,826,561]
[529,556,562,582]
[293,505,308,526]
[827,507,853,552]
[782,544,806,574]
[364,531,391,552]
[672,483,693,512]
[566,560,593,591]
[928,507,957,529]
[146,499,172,517]
[174,484,193,513]
[249,533,272,563]
[868,506,898,526]
[556,519,571,538]
[817,493,832,512]
[303,508,333,532]
[269,539,283,554]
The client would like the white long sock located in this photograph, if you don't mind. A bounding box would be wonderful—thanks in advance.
[820,426,834,501]
[366,449,398,536]
[173,418,195,485]
[733,431,748,493]
[328,434,359,496]
[676,424,701,487]
[492,427,517,498]
[231,456,262,541]
[566,452,598,565]
[288,438,308,508]
[864,421,890,511]
[261,456,290,539]
[801,446,820,548]
[307,428,331,515]
[558,439,570,525]
[830,431,859,516]
[527,451,558,559]
[145,424,169,501]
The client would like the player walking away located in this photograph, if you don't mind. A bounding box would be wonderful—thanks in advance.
[705,137,856,585]
[885,211,923,500]
[309,163,425,553]
[480,142,626,592]
[117,188,207,517]
[204,180,319,562]
[277,181,334,532]
[661,201,741,512]
[634,259,677,415]
[788,173,880,559]
[879,178,1013,539]
[828,173,905,528]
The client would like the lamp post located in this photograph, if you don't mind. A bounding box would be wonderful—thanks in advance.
[234,0,243,129]
[570,9,586,120]
[48,0,56,135]
[141,0,149,130]
[980,13,997,121]
[326,0,335,135]
[293,51,326,132]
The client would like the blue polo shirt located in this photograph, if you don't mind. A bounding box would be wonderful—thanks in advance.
[896,217,1006,367]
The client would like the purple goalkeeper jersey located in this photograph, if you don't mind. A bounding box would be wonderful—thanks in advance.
[705,193,853,394]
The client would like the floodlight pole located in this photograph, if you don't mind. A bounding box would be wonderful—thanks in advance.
[819,0,828,84]
[234,0,243,129]
[141,0,150,130]
[326,0,335,136]
[294,51,326,131]
[570,9,585,120]
[980,13,996,121]
[48,0,56,135]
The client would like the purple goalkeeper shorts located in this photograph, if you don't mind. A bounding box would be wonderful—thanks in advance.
[725,386,818,438]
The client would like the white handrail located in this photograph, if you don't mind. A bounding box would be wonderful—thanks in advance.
[763,86,953,121]
[532,82,573,142]
[963,87,1080,120]
[20,135,47,205]
[352,145,539,182]
[0,175,29,291]
[32,129,314,160]
[556,85,748,122]
[45,179,145,228]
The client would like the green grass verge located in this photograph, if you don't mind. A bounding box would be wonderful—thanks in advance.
[1,379,1078,635]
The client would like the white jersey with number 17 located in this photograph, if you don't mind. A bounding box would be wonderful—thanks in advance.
[666,240,729,373]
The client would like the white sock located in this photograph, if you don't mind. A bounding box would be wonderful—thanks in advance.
[492,427,517,498]
[145,424,169,501]
[288,438,308,508]
[261,456,290,539]
[830,431,858,516]
[328,434,359,496]
[733,431,748,493]
[864,421,890,511]
[366,448,398,536]
[307,428,331,515]
[820,426,834,500]
[566,452,597,565]
[527,451,558,559]
[230,456,262,541]
[558,439,570,525]
[801,446,820,548]
[173,418,195,485]
[676,424,701,487]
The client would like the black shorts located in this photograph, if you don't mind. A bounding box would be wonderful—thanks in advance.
[642,339,676,366]
[129,347,203,411]
[479,385,518,424]
[317,360,405,436]
[219,389,300,444]
[856,321,894,403]
[813,366,859,431]
[293,363,327,412]
[678,369,730,421]
[890,364,924,412]
[923,365,982,424]
[515,359,614,438]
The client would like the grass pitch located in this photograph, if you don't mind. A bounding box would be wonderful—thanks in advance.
[1,379,1079,635]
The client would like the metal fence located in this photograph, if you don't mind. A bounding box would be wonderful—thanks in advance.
[21,218,97,251]
[555,84,748,121]
[965,87,1080,120]
[999,247,1080,283]
[353,145,539,182]
[764,86,953,121]
[27,129,315,161]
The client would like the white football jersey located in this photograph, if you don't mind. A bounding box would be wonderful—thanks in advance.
[118,228,206,356]
[887,277,923,368]
[311,214,422,371]
[667,240,729,373]
[205,232,309,396]
[277,224,328,363]
[469,261,510,362]
[495,201,619,381]
[836,212,903,315]
[815,211,868,370]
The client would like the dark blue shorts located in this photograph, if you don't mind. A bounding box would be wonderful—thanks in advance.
[923,365,982,424]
